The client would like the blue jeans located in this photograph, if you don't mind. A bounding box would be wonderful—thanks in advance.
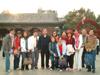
[14,55,20,70]
[87,50,96,70]
[50,55,59,69]
[21,52,29,69]
[3,50,10,70]
[60,55,68,70]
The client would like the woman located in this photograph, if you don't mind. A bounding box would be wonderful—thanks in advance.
[66,30,75,71]
[13,31,21,70]
[73,29,83,71]
[62,31,67,43]
[21,31,29,70]
[49,36,59,71]
[52,31,59,42]
[56,37,68,72]
[85,29,97,73]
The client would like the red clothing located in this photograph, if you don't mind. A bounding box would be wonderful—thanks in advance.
[66,37,75,49]
[62,36,67,40]
[13,37,21,55]
[59,45,63,53]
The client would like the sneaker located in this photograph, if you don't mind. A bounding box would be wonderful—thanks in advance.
[75,68,78,70]
[50,68,53,71]
[31,67,34,70]
[92,70,95,73]
[6,70,11,73]
[66,68,69,71]
[69,68,72,71]
[35,67,38,69]
[60,70,62,72]
[87,70,91,72]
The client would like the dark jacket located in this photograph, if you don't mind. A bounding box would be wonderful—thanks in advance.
[39,35,51,51]
[2,34,12,51]
[49,42,58,56]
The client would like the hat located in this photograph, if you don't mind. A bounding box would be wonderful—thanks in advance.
[67,30,73,34]
[17,31,21,34]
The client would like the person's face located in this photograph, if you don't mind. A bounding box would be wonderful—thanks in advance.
[23,32,27,37]
[73,30,78,35]
[17,33,21,38]
[68,33,71,37]
[53,32,57,37]
[89,30,94,36]
[62,32,66,37]
[82,29,87,35]
[33,32,38,37]
[51,37,55,42]
[10,30,15,35]
[43,29,47,35]
[58,38,62,42]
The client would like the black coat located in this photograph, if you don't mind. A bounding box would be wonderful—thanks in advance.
[39,35,51,51]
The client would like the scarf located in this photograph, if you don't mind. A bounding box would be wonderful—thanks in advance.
[62,36,67,40]
[74,33,80,48]
[88,35,96,39]
[58,41,63,46]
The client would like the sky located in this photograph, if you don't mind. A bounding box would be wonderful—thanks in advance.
[0,0,100,18]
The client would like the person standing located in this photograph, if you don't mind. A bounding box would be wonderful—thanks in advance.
[49,36,59,71]
[85,29,97,73]
[81,29,88,67]
[52,31,59,42]
[73,29,83,71]
[3,29,15,72]
[21,31,29,70]
[66,30,75,71]
[39,28,51,69]
[28,29,39,69]
[56,37,68,72]
[13,31,21,70]
[0,36,3,51]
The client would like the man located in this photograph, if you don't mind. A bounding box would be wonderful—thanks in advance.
[3,29,15,72]
[39,28,51,69]
[81,29,88,67]
[28,29,39,69]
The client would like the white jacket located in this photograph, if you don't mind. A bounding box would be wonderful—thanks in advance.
[73,34,83,50]
[21,38,27,52]
[28,35,39,51]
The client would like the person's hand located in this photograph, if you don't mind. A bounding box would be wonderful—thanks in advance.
[76,49,79,52]
[18,47,21,49]
[25,51,27,53]
[61,55,63,58]
[31,50,33,53]
[27,50,29,52]
[60,57,62,59]
[5,50,8,53]
[54,54,57,57]
[89,49,91,52]
[86,48,89,52]
[39,50,41,53]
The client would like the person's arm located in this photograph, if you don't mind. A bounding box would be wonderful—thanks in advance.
[85,36,88,49]
[14,38,19,49]
[72,38,75,49]
[20,38,26,52]
[78,35,83,49]
[38,36,41,50]
[28,37,32,50]
[49,43,54,55]
[62,43,67,55]
[91,37,97,50]
[3,37,9,51]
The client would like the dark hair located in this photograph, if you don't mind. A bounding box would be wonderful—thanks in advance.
[50,36,57,48]
[10,29,15,32]
[73,28,78,32]
[58,36,62,40]
[22,31,28,39]
[81,28,87,31]
[33,29,38,33]
[52,31,57,37]
[89,28,95,33]
[62,31,66,34]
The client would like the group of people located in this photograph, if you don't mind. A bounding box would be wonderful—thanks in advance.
[2,28,99,73]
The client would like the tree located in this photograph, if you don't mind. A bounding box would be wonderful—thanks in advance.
[37,7,57,13]
[63,8,96,31]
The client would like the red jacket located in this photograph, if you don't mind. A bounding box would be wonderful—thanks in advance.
[13,37,21,55]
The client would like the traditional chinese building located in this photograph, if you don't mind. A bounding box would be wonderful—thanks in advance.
[0,13,66,37]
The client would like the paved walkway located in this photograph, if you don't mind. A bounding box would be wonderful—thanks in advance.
[0,51,100,75]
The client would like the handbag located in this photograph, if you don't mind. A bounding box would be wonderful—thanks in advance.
[28,55,33,65]
[14,49,19,54]
[58,58,67,66]
[85,53,93,66]
[23,55,28,65]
